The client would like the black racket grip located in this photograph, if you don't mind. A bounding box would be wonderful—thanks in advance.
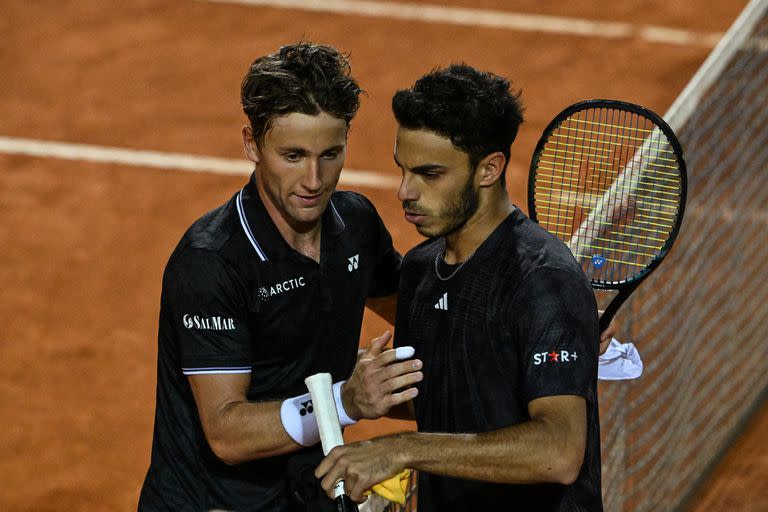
[335,495,359,512]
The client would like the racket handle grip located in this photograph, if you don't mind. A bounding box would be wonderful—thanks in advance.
[335,493,360,512]
[305,373,344,454]
[305,372,352,503]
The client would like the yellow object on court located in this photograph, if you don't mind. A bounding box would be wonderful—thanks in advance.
[364,469,411,505]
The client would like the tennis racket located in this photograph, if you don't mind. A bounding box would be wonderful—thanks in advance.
[304,373,359,512]
[528,99,687,334]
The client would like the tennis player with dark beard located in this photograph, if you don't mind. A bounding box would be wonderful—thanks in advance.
[316,64,603,512]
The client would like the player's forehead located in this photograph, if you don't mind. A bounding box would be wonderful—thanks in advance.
[393,126,469,169]
[263,111,348,151]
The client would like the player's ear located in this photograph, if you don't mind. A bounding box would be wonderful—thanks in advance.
[476,152,505,187]
[242,125,261,164]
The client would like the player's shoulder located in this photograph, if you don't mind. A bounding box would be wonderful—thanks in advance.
[163,241,244,303]
[330,190,390,238]
[394,238,439,297]
[513,208,583,268]
[491,211,595,312]
[400,238,440,283]
[402,237,441,268]
[330,190,378,216]
[166,193,242,275]
[179,193,239,251]
[490,208,588,285]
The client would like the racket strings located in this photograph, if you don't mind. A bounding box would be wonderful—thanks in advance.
[533,107,684,284]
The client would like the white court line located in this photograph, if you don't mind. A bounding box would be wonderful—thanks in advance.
[200,0,724,48]
[0,135,400,189]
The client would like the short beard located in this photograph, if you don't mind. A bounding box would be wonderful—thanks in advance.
[435,173,479,238]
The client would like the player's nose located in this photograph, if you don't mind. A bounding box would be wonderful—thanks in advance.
[301,159,322,191]
[397,173,418,202]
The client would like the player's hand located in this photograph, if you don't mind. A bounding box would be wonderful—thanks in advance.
[315,437,405,503]
[598,310,618,355]
[342,331,422,420]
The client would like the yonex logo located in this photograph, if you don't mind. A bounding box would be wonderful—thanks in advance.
[347,254,359,272]
[434,292,448,311]
[299,400,313,416]
[592,255,607,269]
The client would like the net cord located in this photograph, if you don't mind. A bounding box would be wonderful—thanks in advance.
[664,0,768,132]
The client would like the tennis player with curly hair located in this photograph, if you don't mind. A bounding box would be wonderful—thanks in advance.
[316,64,604,512]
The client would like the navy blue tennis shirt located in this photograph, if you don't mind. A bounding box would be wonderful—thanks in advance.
[139,174,401,511]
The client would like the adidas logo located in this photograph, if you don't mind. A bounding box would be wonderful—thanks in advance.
[434,292,448,311]
[347,254,359,272]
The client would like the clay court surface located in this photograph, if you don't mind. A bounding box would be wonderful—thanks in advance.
[1,0,764,510]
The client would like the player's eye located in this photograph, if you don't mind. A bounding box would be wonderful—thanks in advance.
[322,151,340,160]
[412,166,442,179]
[283,153,302,162]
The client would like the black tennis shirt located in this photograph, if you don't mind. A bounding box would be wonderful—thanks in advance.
[394,208,603,512]
[139,175,400,511]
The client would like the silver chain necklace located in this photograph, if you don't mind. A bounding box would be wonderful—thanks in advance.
[434,238,477,281]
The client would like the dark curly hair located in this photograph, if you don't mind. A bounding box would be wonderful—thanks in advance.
[241,42,364,146]
[392,64,524,184]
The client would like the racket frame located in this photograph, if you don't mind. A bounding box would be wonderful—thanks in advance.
[527,99,688,332]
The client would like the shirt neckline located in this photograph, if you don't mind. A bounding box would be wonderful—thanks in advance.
[238,173,346,264]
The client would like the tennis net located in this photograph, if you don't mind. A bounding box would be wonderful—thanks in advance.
[601,0,768,509]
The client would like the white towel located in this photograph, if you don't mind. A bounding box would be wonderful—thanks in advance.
[598,338,643,381]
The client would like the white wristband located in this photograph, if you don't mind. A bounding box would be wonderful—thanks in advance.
[280,380,357,446]
[332,380,358,428]
[280,392,319,446]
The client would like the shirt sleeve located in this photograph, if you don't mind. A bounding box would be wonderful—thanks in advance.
[164,249,253,376]
[511,266,599,404]
[393,254,416,349]
[364,199,402,298]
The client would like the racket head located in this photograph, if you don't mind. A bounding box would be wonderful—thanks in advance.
[528,99,687,290]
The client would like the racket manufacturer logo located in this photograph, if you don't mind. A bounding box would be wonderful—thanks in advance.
[347,254,359,272]
[182,314,235,331]
[299,400,313,416]
[592,255,607,269]
[533,350,579,365]
[257,276,307,301]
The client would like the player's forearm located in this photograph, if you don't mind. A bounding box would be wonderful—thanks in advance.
[393,418,584,485]
[204,400,301,465]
